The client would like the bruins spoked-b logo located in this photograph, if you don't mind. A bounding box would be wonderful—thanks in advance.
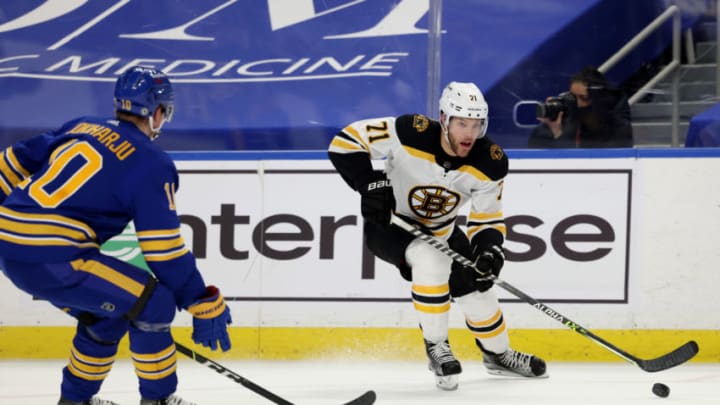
[408,186,460,219]
[413,114,430,132]
[490,144,504,160]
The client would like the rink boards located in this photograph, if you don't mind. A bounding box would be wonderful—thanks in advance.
[0,149,718,361]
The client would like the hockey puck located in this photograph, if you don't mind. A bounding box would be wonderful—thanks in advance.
[652,382,670,398]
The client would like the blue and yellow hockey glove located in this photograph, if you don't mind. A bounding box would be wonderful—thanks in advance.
[187,285,232,351]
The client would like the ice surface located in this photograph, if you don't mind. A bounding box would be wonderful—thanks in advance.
[1,359,718,404]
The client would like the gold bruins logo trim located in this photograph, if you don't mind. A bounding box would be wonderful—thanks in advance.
[413,114,429,132]
[408,185,460,219]
[490,144,504,160]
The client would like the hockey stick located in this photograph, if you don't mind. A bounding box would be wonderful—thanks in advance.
[390,215,698,373]
[175,342,376,405]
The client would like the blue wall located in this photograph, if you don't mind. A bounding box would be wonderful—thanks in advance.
[0,0,706,150]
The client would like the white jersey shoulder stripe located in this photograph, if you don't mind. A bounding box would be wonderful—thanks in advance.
[457,165,491,182]
[329,136,364,152]
[403,145,435,164]
[343,126,371,151]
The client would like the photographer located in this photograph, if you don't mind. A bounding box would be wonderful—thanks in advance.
[528,65,634,148]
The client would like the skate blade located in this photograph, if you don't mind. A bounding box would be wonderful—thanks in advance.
[435,374,459,390]
[485,368,549,379]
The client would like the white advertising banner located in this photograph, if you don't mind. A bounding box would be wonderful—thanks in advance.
[6,154,720,329]
[170,158,635,308]
[500,159,634,303]
[174,160,410,303]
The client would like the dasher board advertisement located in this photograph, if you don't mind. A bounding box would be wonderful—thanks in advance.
[121,158,632,304]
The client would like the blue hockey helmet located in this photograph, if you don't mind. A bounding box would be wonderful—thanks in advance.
[113,66,175,125]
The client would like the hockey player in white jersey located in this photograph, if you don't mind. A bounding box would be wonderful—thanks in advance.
[328,82,547,390]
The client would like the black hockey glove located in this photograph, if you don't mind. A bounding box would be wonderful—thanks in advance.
[471,244,505,279]
[359,173,395,226]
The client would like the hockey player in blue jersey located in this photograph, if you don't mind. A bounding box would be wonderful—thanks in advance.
[0,66,232,405]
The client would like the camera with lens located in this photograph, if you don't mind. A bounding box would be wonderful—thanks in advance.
[536,91,576,120]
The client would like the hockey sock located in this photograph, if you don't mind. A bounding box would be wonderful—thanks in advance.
[61,326,118,402]
[454,287,509,353]
[130,326,178,401]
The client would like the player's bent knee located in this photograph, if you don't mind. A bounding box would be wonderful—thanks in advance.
[406,239,452,283]
[132,282,176,332]
[83,317,130,344]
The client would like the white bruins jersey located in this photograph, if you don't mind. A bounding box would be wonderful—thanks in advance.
[328,113,507,246]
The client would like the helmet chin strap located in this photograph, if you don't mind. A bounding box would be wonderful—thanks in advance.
[441,120,459,157]
[148,116,164,140]
[441,119,452,150]
[441,113,451,146]
[443,126,452,148]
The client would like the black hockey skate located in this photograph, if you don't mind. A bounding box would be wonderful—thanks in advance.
[58,397,119,405]
[140,394,197,405]
[424,339,462,390]
[477,340,547,378]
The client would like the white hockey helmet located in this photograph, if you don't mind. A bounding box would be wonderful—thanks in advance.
[438,81,489,138]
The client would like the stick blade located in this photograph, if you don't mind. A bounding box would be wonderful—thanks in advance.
[342,390,376,405]
[638,340,699,372]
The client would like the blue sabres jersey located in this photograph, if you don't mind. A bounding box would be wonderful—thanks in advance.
[0,116,205,307]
